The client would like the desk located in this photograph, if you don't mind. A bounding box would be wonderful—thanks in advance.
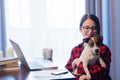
[0,65,29,80]
[0,64,75,80]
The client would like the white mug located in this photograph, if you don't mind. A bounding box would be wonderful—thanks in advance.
[42,48,53,61]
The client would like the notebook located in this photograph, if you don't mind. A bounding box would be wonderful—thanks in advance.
[9,39,58,71]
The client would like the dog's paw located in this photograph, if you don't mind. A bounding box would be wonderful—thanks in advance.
[85,75,91,80]
[99,58,106,68]
[100,61,106,68]
[79,75,91,80]
[101,63,106,68]
[79,75,86,80]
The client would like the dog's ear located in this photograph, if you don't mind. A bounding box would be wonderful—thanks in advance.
[95,35,103,43]
[99,35,103,43]
[83,38,90,43]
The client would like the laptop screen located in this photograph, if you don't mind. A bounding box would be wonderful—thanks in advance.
[9,39,29,68]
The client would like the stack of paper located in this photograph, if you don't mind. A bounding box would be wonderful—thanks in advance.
[0,57,19,71]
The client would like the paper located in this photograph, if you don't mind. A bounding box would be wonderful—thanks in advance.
[27,70,61,80]
[26,69,71,80]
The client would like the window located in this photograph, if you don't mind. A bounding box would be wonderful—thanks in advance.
[46,0,85,29]
[5,0,85,67]
[5,0,31,29]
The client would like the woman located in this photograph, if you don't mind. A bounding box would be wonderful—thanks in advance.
[65,14,111,80]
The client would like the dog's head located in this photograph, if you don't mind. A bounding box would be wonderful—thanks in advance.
[83,35,103,55]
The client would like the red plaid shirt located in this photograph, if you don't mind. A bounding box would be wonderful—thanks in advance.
[65,42,111,80]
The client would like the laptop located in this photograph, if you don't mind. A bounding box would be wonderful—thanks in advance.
[9,39,58,71]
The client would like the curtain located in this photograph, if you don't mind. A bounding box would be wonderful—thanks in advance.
[85,0,102,34]
[0,0,6,57]
[109,0,120,80]
[86,0,120,80]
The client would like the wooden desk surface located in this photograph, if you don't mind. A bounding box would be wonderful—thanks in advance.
[0,65,30,80]
[0,65,75,80]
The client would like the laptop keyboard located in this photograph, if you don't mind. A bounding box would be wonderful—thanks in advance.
[28,61,45,69]
[27,59,57,70]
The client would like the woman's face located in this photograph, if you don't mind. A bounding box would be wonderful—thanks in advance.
[80,18,97,38]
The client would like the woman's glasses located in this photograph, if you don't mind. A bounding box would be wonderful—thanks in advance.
[82,26,97,32]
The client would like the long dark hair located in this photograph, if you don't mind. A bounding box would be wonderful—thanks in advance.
[79,14,100,35]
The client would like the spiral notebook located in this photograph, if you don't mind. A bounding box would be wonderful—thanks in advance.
[9,39,58,71]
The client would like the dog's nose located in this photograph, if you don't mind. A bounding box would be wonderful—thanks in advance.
[95,49,99,53]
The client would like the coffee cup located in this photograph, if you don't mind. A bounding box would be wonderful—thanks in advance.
[42,48,53,61]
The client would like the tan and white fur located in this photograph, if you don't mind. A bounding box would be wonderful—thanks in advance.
[72,35,106,80]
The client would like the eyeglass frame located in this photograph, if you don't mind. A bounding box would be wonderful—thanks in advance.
[82,26,97,32]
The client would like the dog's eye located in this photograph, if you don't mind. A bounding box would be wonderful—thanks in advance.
[96,42,101,47]
[90,42,94,47]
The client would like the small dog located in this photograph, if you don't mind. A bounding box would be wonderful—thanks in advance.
[72,35,106,80]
